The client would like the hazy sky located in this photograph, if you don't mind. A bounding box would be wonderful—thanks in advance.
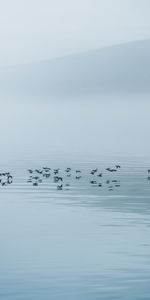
[0,0,150,66]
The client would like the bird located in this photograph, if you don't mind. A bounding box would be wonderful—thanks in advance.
[35,169,43,174]
[27,179,32,183]
[43,167,51,171]
[43,170,51,178]
[32,176,40,186]
[76,176,81,179]
[54,176,59,183]
[7,175,13,184]
[28,169,33,174]
[33,182,38,186]
[54,168,59,175]
[115,165,121,169]
[57,184,63,190]
[108,185,113,189]
[97,173,103,177]
[91,171,95,175]
[106,167,117,172]
[90,180,97,184]
[109,169,117,172]
[0,172,13,186]
[58,177,63,181]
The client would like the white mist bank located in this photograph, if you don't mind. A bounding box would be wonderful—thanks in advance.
[0,96,149,164]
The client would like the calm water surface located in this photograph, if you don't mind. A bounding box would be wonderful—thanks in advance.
[0,157,150,299]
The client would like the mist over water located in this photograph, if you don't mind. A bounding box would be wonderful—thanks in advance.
[0,94,150,300]
[0,95,150,165]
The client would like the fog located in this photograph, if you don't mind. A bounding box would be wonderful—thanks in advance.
[0,0,150,66]
[0,38,149,164]
[0,96,149,164]
[1,40,150,99]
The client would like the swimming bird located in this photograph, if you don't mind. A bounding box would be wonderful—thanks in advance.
[57,184,63,190]
[32,176,40,186]
[106,180,110,184]
[116,165,121,169]
[7,175,13,184]
[27,179,32,183]
[90,180,97,184]
[43,167,51,171]
[109,169,117,172]
[54,176,59,183]
[76,176,81,179]
[97,173,103,177]
[43,171,51,178]
[54,169,59,175]
[35,169,43,174]
[28,169,33,174]
[58,177,63,181]
[33,182,38,186]
[90,171,95,175]
[0,172,13,186]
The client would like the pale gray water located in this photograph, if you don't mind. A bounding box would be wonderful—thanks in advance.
[0,156,150,299]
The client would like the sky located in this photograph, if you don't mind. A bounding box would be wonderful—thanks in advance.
[0,0,150,160]
[0,0,150,66]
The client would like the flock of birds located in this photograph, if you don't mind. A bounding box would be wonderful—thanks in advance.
[0,172,13,186]
[1,167,150,191]
[26,165,122,192]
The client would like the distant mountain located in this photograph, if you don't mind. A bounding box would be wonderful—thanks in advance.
[0,39,150,98]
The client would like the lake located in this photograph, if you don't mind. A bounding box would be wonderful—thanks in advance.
[0,156,150,299]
